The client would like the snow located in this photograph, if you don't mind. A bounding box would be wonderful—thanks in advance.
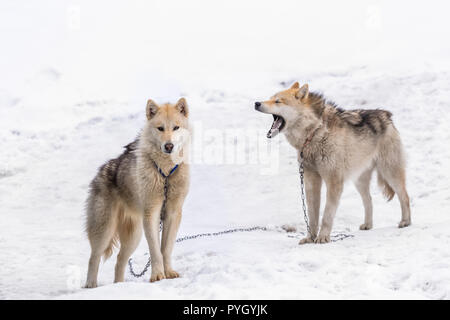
[1,0,450,300]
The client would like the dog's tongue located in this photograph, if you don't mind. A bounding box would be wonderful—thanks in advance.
[267,116,283,138]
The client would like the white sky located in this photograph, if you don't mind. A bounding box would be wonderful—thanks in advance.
[1,0,450,95]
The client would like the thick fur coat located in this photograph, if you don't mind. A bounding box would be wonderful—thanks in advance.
[255,82,411,244]
[85,98,191,287]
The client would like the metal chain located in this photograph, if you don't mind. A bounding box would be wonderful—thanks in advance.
[128,224,353,277]
[161,178,168,222]
[128,256,152,278]
[128,155,353,278]
[157,178,169,232]
[298,153,314,241]
[128,226,267,278]
[175,226,267,243]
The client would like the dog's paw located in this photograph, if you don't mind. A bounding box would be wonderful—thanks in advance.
[398,220,411,228]
[299,237,314,245]
[84,281,97,289]
[165,269,180,279]
[314,234,330,244]
[359,223,373,230]
[150,271,166,283]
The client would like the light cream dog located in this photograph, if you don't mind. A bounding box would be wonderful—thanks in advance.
[85,98,191,287]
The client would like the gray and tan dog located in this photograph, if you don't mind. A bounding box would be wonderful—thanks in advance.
[255,82,411,244]
[85,98,191,288]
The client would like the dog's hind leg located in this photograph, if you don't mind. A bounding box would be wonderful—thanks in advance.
[394,179,411,228]
[377,129,411,228]
[355,168,374,230]
[85,196,119,288]
[299,169,322,244]
[378,164,411,228]
[114,211,143,283]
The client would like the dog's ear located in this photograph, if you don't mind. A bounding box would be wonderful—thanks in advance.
[175,97,189,117]
[295,84,309,100]
[290,82,300,89]
[146,99,159,120]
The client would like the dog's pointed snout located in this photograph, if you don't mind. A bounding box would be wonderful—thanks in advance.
[164,143,174,153]
[255,101,261,110]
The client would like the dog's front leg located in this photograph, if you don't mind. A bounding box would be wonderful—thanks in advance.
[161,203,182,279]
[317,175,344,243]
[299,169,322,244]
[143,201,165,282]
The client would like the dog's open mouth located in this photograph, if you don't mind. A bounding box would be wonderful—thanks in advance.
[267,114,285,138]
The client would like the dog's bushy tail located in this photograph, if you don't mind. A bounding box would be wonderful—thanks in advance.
[103,234,119,261]
[377,172,395,201]
[85,185,121,262]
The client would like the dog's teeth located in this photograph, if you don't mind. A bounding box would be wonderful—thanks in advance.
[268,128,279,138]
[271,117,283,130]
[268,115,283,138]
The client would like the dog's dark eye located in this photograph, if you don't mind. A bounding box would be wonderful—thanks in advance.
[275,100,281,104]
[173,126,180,131]
[157,127,164,131]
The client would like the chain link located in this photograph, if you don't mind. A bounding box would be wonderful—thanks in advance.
[128,256,152,278]
[298,153,315,241]
[175,226,267,243]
